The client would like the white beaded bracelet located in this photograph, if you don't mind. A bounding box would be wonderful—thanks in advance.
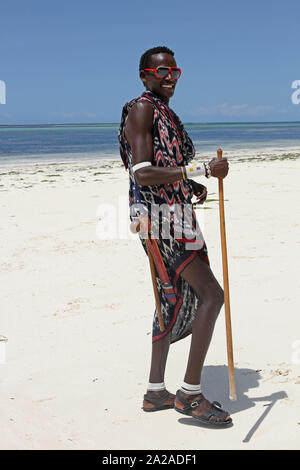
[185,162,206,177]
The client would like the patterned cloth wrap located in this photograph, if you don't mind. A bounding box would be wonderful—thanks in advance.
[119,90,210,343]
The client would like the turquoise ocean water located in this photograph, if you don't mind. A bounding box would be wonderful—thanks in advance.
[0,121,300,165]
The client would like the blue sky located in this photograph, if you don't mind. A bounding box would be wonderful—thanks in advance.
[1,0,300,124]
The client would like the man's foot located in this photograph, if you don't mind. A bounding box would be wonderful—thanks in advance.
[142,389,175,412]
[174,389,232,426]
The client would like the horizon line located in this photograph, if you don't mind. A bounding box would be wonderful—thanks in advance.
[1,120,300,127]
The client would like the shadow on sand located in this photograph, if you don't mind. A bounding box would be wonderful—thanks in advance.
[177,365,287,442]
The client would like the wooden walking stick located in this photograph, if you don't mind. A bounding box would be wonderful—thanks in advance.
[132,183,169,332]
[217,148,237,401]
[131,217,165,331]
[145,239,165,332]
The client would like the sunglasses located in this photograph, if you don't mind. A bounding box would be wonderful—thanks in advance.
[143,66,182,80]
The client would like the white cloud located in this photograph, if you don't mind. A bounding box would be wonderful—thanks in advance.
[190,103,273,117]
[50,111,97,119]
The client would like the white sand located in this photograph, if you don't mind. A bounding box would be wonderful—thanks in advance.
[0,157,300,450]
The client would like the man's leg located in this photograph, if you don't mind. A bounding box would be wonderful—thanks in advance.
[149,330,171,383]
[180,254,224,384]
[143,331,174,410]
[175,254,231,422]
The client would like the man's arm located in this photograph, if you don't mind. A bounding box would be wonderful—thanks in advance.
[125,101,183,186]
[125,101,229,185]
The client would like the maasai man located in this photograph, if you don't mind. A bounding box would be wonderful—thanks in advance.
[119,46,232,426]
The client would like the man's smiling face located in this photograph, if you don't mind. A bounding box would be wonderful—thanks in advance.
[140,52,179,104]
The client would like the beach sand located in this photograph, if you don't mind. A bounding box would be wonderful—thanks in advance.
[0,157,299,450]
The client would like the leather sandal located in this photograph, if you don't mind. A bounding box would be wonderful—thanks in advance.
[142,390,175,412]
[174,390,232,427]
